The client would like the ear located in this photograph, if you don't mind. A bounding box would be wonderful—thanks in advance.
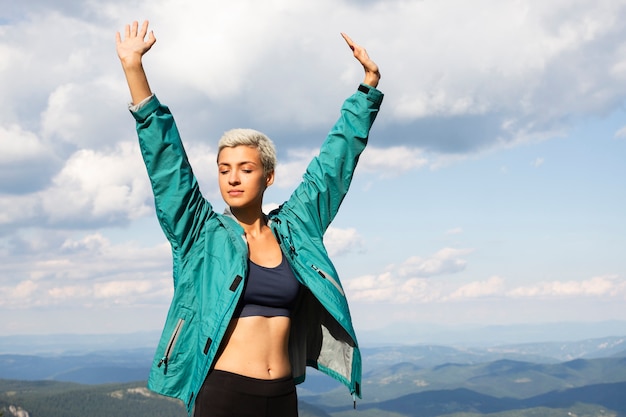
[265,170,275,187]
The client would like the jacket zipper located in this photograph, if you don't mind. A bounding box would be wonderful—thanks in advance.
[272,217,358,404]
[158,317,185,372]
[272,219,345,297]
[311,265,345,296]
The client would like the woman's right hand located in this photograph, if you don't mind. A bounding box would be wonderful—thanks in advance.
[116,20,156,67]
[116,20,156,105]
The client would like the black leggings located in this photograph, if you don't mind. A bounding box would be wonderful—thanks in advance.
[194,370,298,417]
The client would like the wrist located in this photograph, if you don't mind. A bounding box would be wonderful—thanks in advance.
[363,70,380,88]
[120,55,144,71]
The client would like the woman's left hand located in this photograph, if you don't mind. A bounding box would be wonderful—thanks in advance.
[341,33,381,88]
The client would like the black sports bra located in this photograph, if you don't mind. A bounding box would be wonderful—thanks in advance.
[235,254,301,318]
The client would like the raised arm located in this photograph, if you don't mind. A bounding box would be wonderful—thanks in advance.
[118,21,212,258]
[341,33,381,88]
[278,34,383,236]
[116,20,157,105]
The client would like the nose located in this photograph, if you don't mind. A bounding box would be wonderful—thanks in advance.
[228,170,240,185]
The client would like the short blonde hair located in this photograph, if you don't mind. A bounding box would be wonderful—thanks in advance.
[217,129,276,176]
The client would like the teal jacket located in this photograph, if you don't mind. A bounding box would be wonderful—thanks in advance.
[130,84,383,414]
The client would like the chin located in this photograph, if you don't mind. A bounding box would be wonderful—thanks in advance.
[227,202,253,211]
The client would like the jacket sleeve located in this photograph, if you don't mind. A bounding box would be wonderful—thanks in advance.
[283,84,383,236]
[131,95,213,258]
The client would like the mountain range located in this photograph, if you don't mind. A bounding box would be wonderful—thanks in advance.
[1,331,625,416]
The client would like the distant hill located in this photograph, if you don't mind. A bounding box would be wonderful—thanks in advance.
[300,356,626,410]
[329,381,626,417]
[0,380,332,417]
[2,336,624,386]
[0,349,153,384]
[360,335,626,370]
[0,332,160,355]
[0,380,188,417]
[1,334,626,417]
[2,379,625,417]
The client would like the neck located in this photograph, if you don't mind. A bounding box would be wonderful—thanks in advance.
[230,207,266,236]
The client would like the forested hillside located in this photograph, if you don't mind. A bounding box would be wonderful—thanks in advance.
[1,336,625,417]
[2,356,625,417]
[2,379,625,417]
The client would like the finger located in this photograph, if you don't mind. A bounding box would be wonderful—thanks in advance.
[124,24,130,40]
[139,20,149,38]
[341,32,355,51]
[115,31,121,45]
[131,21,138,37]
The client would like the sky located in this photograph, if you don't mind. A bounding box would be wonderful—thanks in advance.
[1,0,625,342]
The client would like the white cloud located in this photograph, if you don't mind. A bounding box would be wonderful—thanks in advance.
[273,149,316,189]
[360,146,429,175]
[100,0,626,152]
[147,1,277,100]
[2,0,626,334]
[371,0,626,155]
[93,280,156,300]
[61,233,109,253]
[48,285,91,301]
[395,91,490,120]
[447,276,505,300]
[182,142,219,198]
[0,194,42,227]
[348,273,443,304]
[0,124,50,164]
[346,253,626,304]
[508,275,626,298]
[271,145,428,190]
[0,232,173,309]
[5,1,626,155]
[323,226,364,257]
[346,272,401,303]
[40,78,130,149]
[398,248,472,278]
[0,137,156,228]
[40,142,152,225]
[346,248,472,303]
[41,84,83,143]
[11,280,38,299]
[0,10,117,119]
[0,124,59,193]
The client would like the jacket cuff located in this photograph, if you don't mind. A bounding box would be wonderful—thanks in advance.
[357,83,384,105]
[129,94,162,122]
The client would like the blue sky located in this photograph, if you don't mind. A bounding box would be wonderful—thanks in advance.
[1,0,625,340]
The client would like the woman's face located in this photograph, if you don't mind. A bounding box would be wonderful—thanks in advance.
[217,145,274,211]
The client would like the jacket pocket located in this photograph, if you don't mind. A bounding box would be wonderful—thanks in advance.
[311,264,345,296]
[157,309,192,374]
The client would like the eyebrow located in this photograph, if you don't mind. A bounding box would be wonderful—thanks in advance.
[218,161,259,167]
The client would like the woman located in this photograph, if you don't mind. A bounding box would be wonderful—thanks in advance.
[116,20,382,417]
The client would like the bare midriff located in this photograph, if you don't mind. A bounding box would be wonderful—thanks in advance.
[213,315,292,379]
